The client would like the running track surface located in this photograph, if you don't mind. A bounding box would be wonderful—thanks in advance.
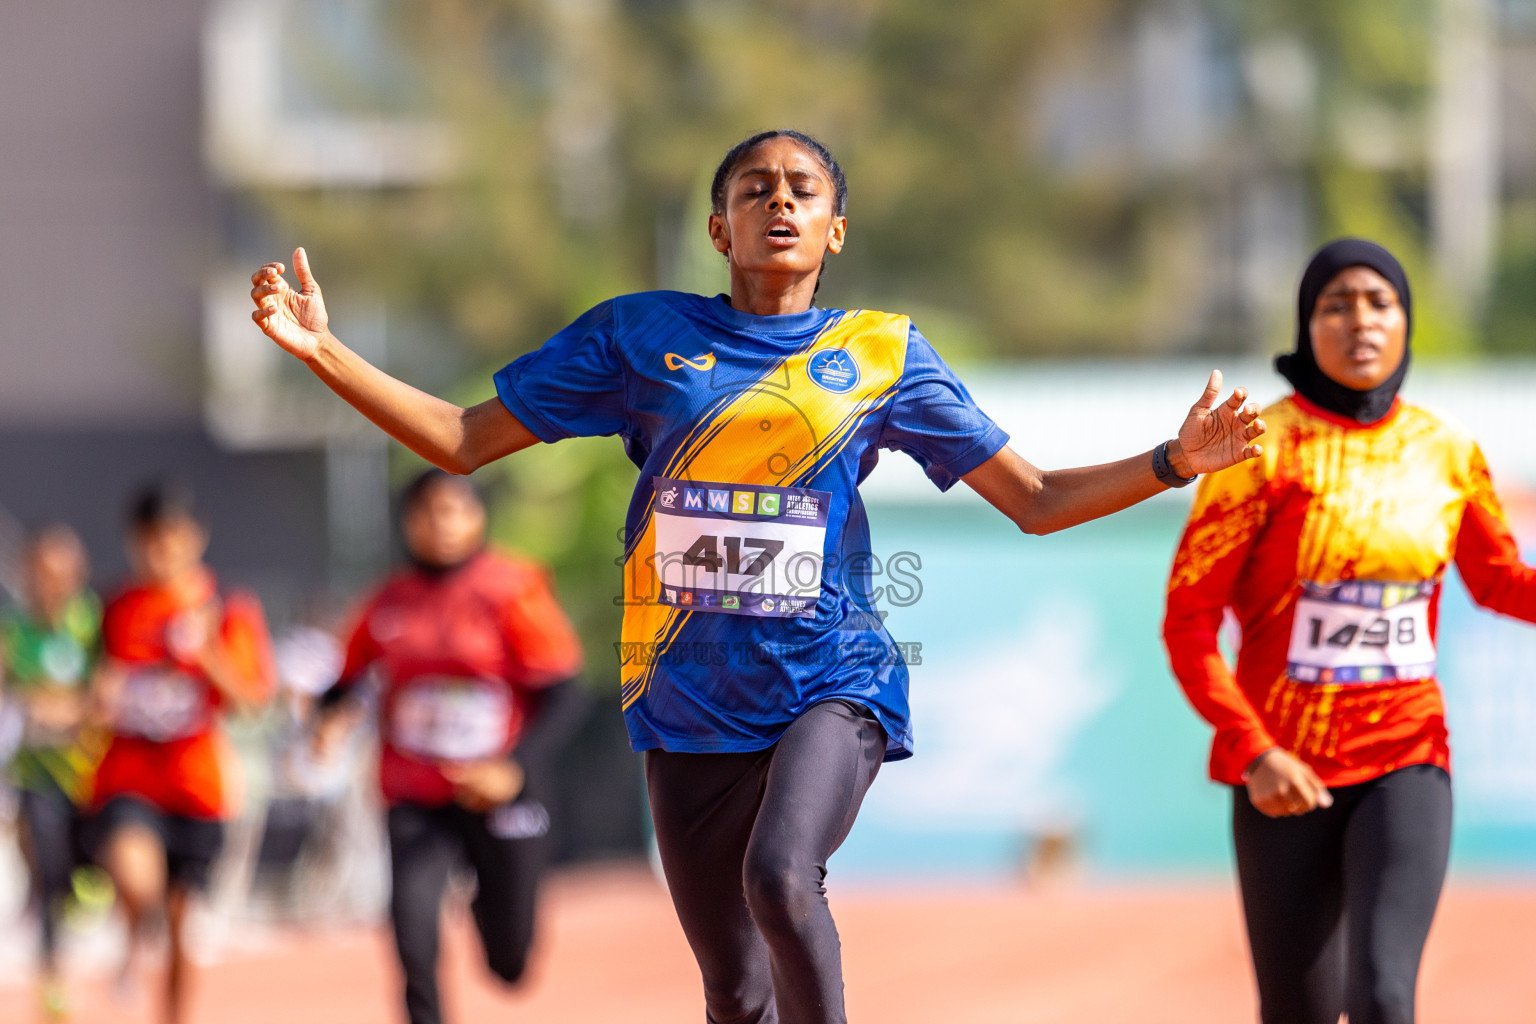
[2,866,1532,1023]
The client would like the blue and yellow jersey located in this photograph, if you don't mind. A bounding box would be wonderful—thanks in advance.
[495,291,1007,760]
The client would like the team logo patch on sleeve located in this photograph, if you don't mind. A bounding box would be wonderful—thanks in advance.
[806,349,860,393]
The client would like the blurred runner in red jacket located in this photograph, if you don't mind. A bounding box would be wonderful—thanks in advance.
[90,483,274,1024]
[314,469,587,1024]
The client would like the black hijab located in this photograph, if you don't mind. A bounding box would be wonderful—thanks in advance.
[1276,238,1411,424]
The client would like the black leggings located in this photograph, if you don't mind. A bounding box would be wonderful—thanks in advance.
[386,791,551,1024]
[1232,763,1452,1024]
[645,699,886,1024]
[17,785,77,967]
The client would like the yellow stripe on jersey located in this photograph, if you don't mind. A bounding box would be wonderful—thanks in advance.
[619,310,910,708]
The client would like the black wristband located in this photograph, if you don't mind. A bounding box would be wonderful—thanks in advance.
[1152,440,1197,488]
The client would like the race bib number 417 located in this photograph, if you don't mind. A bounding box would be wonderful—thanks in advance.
[1286,579,1437,685]
[651,476,830,618]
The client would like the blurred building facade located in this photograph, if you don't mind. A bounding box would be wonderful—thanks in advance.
[0,1,328,614]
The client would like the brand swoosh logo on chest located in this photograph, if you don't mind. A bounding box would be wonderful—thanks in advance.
[665,352,716,372]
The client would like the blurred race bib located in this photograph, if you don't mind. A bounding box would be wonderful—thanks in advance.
[1286,579,1437,685]
[651,476,829,618]
[114,667,209,742]
[38,634,88,687]
[391,677,511,762]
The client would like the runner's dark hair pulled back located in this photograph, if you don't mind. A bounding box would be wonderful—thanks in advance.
[399,467,484,517]
[710,130,847,217]
[127,480,201,530]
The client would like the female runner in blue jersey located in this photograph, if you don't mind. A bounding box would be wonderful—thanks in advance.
[252,130,1266,1024]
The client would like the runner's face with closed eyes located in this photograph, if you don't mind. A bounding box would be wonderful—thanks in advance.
[709,138,847,282]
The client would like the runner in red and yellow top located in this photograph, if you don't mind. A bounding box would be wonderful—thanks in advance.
[314,469,587,1024]
[89,482,274,1024]
[1164,239,1536,1024]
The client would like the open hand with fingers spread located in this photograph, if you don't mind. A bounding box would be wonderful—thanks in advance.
[250,247,329,361]
[1168,369,1267,477]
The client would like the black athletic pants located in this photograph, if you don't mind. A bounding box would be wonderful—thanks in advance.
[1232,763,1452,1024]
[386,791,551,1024]
[17,784,76,967]
[645,699,887,1024]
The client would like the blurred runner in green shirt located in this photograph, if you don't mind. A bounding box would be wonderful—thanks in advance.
[0,524,101,1020]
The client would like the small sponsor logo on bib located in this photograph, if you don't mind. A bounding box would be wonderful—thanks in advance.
[807,349,860,394]
[784,494,821,520]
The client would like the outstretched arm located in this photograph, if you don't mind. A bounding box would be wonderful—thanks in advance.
[962,370,1265,535]
[250,248,538,474]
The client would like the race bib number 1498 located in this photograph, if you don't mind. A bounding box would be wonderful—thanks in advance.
[651,476,830,618]
[1286,579,1437,685]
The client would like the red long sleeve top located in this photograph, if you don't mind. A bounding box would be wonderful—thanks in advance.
[1164,395,1536,787]
[93,570,275,819]
[338,549,584,807]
